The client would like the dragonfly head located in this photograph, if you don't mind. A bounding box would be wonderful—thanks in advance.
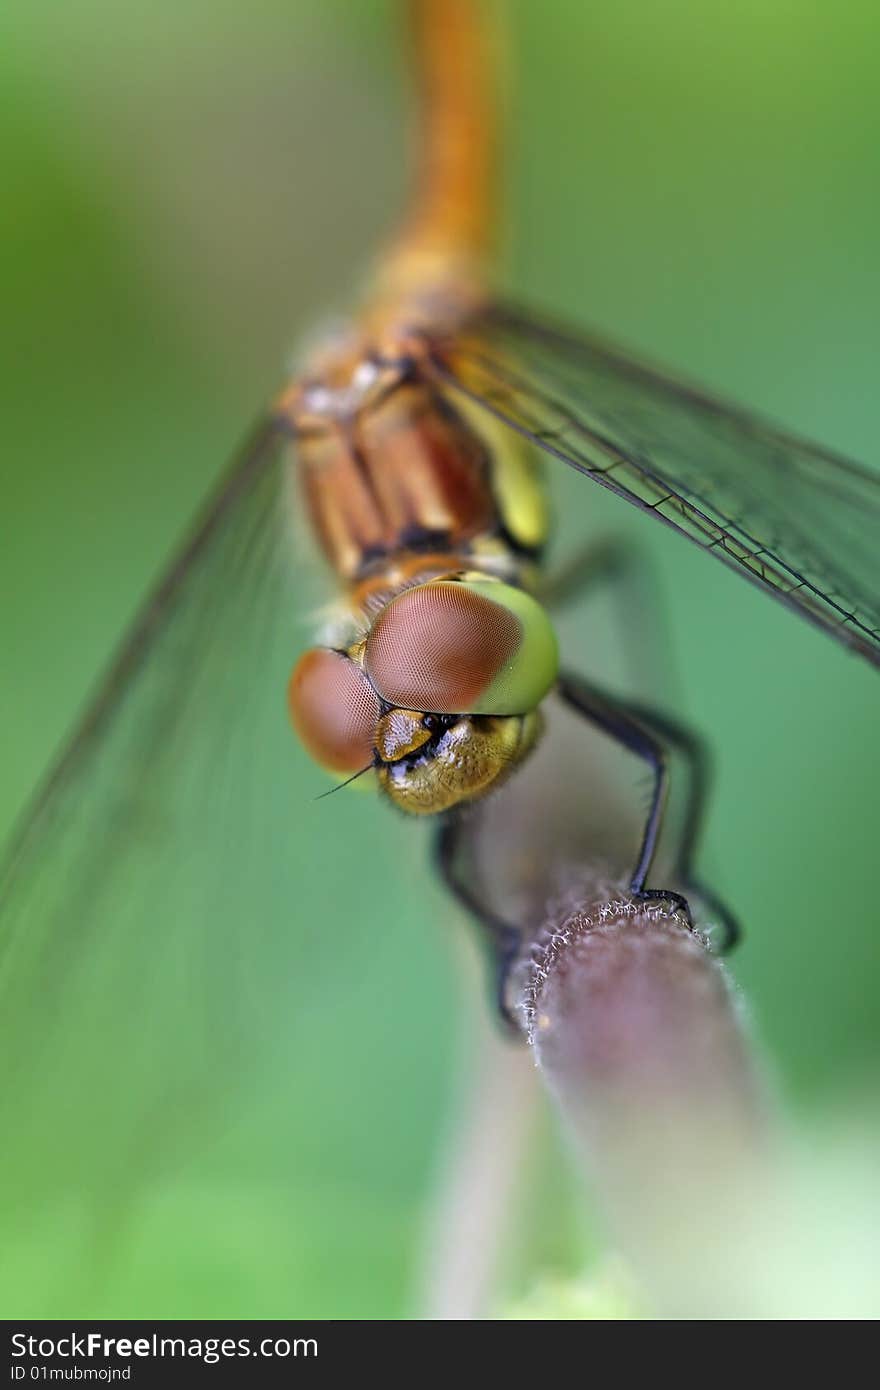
[288,576,558,813]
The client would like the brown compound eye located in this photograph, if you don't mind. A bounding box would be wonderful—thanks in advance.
[364,580,519,714]
[363,578,558,716]
[288,649,380,774]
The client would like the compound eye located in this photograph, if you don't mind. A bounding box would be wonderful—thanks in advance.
[288,649,380,774]
[364,578,558,716]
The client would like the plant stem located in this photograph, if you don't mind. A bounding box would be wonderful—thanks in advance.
[508,880,769,1317]
[416,986,538,1320]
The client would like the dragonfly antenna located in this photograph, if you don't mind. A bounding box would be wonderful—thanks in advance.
[313,762,375,802]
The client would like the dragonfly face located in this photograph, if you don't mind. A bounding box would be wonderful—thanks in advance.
[288,574,557,813]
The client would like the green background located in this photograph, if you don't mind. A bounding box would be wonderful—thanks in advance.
[1,0,878,1317]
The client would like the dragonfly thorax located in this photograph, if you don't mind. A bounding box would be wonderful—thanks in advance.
[279,329,548,588]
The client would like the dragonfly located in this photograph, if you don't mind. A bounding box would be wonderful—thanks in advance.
[0,0,878,1299]
[4,0,880,981]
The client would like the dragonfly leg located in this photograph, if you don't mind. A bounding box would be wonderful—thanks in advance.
[615,696,741,952]
[557,670,670,894]
[543,537,678,696]
[547,535,740,951]
[540,536,632,611]
[433,816,523,1032]
[556,670,740,952]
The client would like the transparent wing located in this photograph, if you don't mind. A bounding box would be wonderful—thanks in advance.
[432,303,880,668]
[0,417,436,1306]
[1,422,287,1160]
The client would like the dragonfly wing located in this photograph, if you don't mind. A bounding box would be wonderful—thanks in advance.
[1,409,458,1314]
[0,418,337,1212]
[433,302,880,668]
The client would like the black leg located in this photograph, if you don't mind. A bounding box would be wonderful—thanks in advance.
[542,537,675,694]
[557,671,671,896]
[617,695,740,952]
[433,815,522,1031]
[557,670,740,953]
[545,539,740,953]
[540,537,631,611]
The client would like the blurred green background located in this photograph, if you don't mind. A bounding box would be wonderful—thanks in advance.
[1,0,878,1317]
